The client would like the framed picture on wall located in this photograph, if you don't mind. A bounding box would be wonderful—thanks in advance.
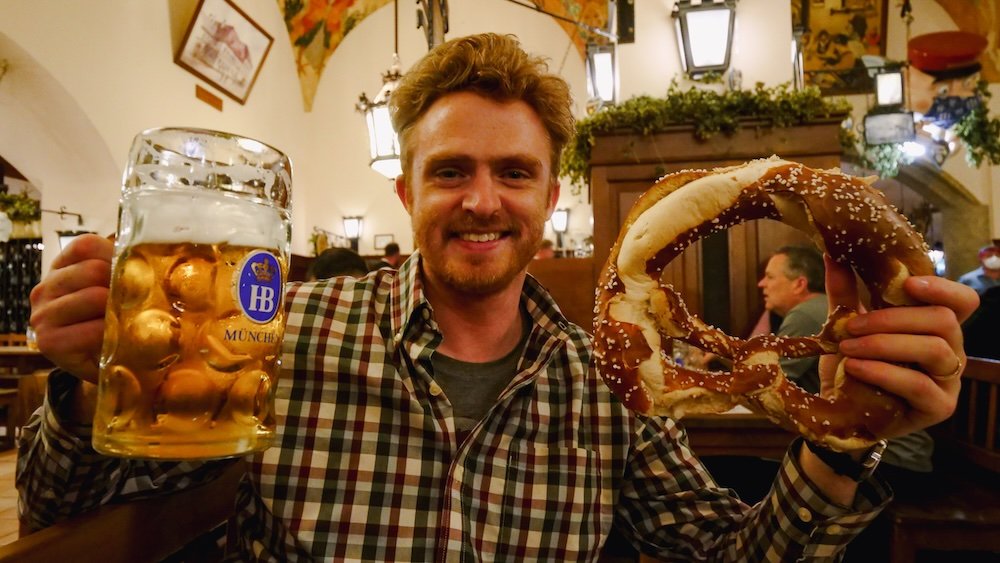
[175,0,274,104]
[802,0,887,95]
[374,234,395,250]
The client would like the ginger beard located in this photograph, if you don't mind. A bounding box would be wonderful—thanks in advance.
[408,185,548,295]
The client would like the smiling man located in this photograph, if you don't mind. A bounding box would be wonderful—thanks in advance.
[20,33,979,561]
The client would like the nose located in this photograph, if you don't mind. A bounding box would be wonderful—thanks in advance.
[462,170,502,216]
[757,277,766,289]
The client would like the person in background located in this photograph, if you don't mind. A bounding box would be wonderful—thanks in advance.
[370,241,403,270]
[306,247,370,280]
[962,285,1000,360]
[21,33,978,561]
[757,245,828,394]
[958,243,1000,296]
[533,238,556,259]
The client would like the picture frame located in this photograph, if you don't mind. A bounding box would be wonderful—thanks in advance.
[175,0,274,105]
[801,0,888,95]
[374,234,395,251]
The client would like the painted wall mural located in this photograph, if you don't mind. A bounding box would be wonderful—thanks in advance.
[278,0,610,111]
[279,0,392,111]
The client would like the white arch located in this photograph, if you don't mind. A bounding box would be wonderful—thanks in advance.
[0,30,119,272]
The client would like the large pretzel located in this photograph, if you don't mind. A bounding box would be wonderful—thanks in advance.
[594,157,934,451]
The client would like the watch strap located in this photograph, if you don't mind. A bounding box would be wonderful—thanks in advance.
[805,438,887,482]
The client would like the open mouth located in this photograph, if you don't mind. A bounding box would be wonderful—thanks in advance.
[457,232,504,242]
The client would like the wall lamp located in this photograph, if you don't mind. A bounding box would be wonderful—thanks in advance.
[672,0,738,78]
[41,206,84,225]
[343,216,364,251]
[586,42,617,111]
[550,208,569,253]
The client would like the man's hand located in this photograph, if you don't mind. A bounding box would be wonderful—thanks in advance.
[29,234,114,384]
[820,255,980,440]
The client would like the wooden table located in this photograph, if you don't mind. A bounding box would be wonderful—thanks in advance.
[0,347,52,375]
[679,411,795,460]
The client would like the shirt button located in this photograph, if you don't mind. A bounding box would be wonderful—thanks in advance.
[797,507,813,523]
[421,308,431,321]
[827,524,843,534]
[393,332,403,345]
[429,382,443,396]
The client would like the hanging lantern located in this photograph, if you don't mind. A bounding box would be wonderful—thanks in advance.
[356,56,403,180]
[672,0,738,77]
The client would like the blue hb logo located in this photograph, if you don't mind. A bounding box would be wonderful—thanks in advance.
[237,250,282,323]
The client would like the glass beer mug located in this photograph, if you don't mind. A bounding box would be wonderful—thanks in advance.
[93,127,292,459]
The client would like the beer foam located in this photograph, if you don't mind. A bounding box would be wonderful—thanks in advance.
[125,189,288,247]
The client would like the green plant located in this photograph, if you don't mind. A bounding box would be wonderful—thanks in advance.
[844,81,1000,178]
[0,189,41,222]
[954,81,1000,168]
[560,82,851,189]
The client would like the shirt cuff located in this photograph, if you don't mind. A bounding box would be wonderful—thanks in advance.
[45,369,95,442]
[774,438,893,559]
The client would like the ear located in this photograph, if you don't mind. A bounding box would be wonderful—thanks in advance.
[545,180,561,217]
[395,175,411,214]
[792,275,810,295]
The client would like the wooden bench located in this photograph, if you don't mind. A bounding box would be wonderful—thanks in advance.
[886,357,1000,563]
[0,459,245,563]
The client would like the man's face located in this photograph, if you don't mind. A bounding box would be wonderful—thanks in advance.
[757,253,802,317]
[396,91,559,296]
[981,246,1000,270]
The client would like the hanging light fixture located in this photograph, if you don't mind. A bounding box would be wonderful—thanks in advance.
[874,65,905,108]
[356,1,403,179]
[863,62,913,146]
[586,42,617,111]
[672,0,738,77]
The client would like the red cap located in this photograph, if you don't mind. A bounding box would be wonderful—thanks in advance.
[908,31,987,73]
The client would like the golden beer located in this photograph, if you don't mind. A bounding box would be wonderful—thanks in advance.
[94,128,291,459]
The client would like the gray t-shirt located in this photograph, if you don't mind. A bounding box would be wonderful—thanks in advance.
[431,313,530,440]
[776,294,828,394]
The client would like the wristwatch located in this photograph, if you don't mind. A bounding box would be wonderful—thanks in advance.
[805,438,888,482]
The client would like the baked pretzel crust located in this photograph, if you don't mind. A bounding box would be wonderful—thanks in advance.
[594,157,934,451]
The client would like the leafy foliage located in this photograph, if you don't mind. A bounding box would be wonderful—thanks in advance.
[560,82,852,189]
[954,81,1000,168]
[563,79,1000,185]
[0,189,40,222]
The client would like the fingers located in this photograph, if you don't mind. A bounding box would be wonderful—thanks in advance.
[840,332,959,382]
[28,233,114,383]
[902,275,980,324]
[844,304,964,352]
[839,277,975,384]
[49,233,114,270]
[843,358,956,424]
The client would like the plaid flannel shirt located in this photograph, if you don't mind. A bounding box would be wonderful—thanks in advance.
[18,253,890,561]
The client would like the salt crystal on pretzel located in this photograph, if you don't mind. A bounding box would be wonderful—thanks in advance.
[594,156,934,451]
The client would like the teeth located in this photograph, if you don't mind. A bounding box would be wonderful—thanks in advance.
[460,232,501,242]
